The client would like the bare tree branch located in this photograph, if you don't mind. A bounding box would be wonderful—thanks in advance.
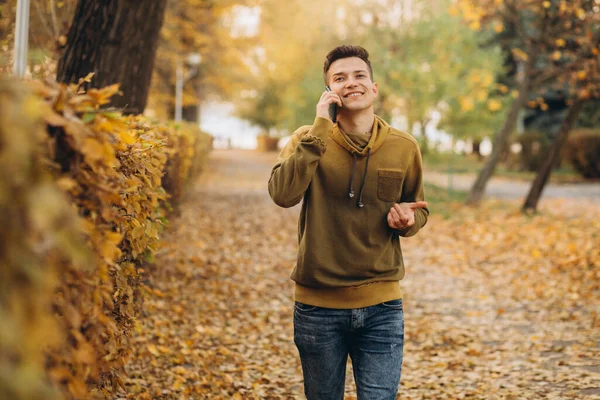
[49,0,60,37]
[32,0,54,38]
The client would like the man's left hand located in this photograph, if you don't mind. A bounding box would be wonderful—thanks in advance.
[387,201,428,230]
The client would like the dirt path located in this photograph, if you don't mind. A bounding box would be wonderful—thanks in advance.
[123,150,599,399]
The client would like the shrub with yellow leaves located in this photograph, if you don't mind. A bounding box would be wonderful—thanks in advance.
[0,76,211,400]
[0,78,84,400]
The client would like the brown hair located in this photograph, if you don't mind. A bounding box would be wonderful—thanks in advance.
[323,45,373,84]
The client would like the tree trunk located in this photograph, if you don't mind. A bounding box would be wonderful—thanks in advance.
[522,100,584,212]
[419,120,429,154]
[182,105,198,123]
[472,139,482,160]
[465,56,536,205]
[57,0,168,115]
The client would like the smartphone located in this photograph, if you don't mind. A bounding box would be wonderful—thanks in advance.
[325,86,337,123]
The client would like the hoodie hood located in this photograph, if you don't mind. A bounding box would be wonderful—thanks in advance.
[330,115,390,156]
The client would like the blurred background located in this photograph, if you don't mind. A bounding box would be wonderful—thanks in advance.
[2,0,598,184]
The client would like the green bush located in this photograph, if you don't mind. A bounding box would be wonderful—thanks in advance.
[565,129,600,179]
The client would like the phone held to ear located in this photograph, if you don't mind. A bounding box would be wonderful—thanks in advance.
[325,86,337,123]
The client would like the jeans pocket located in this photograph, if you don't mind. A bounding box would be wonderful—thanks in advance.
[381,299,403,310]
[294,301,318,312]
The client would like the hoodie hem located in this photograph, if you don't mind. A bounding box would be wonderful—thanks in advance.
[294,281,402,309]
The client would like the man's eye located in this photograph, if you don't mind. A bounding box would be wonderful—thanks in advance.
[357,74,366,78]
[335,77,344,81]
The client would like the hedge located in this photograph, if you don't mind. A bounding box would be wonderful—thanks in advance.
[0,77,211,400]
[565,129,600,179]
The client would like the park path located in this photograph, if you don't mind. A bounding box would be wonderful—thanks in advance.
[122,149,599,400]
[424,170,600,200]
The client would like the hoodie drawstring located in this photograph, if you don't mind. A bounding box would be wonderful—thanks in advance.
[348,148,371,208]
[348,153,357,199]
[357,148,371,208]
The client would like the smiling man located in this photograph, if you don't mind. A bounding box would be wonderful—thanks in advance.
[268,45,429,399]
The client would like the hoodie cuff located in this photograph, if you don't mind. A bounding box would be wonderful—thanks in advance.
[394,225,415,237]
[308,117,333,143]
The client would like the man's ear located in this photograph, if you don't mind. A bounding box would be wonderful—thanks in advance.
[372,82,379,97]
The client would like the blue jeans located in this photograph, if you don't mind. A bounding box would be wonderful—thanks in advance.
[293,299,404,400]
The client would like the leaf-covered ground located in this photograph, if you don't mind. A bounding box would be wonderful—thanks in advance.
[122,150,600,400]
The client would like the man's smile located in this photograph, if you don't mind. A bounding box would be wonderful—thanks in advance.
[344,91,364,98]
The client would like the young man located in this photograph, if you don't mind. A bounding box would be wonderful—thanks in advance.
[268,45,429,399]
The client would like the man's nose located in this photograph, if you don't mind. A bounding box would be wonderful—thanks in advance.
[345,78,359,87]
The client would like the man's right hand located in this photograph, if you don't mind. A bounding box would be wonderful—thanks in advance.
[316,90,342,120]
[387,201,428,230]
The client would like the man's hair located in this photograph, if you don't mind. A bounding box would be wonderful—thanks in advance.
[323,45,373,84]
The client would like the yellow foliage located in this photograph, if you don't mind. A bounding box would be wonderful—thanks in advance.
[487,99,502,112]
[476,90,488,102]
[552,50,562,61]
[468,20,481,31]
[459,96,475,112]
[512,48,529,62]
[0,78,73,400]
[0,77,212,400]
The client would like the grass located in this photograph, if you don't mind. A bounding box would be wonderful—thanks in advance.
[423,182,468,219]
[423,182,520,219]
[424,182,468,203]
[423,151,585,184]
[423,152,482,174]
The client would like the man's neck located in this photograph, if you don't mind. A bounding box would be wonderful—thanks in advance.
[337,108,375,134]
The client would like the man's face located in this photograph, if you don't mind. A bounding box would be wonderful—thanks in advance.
[327,57,378,112]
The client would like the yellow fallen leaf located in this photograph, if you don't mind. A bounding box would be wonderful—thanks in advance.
[119,130,136,145]
[172,377,185,391]
[173,366,187,375]
[147,344,159,356]
[158,345,170,354]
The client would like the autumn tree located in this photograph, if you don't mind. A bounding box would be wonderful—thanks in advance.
[1,0,255,118]
[237,76,289,135]
[241,0,507,144]
[57,0,168,114]
[358,2,507,153]
[147,0,257,121]
[234,0,345,134]
[455,0,600,205]
[522,11,600,211]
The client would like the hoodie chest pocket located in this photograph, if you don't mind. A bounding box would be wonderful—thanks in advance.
[377,169,404,202]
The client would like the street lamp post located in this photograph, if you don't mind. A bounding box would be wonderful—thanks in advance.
[13,0,31,78]
[175,52,202,122]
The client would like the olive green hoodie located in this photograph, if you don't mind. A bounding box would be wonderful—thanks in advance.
[268,116,428,309]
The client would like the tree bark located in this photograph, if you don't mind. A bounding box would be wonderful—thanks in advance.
[472,139,482,160]
[182,105,198,123]
[56,0,168,114]
[419,120,429,154]
[522,100,584,212]
[465,55,536,206]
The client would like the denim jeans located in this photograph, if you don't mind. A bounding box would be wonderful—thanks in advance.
[293,299,404,400]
